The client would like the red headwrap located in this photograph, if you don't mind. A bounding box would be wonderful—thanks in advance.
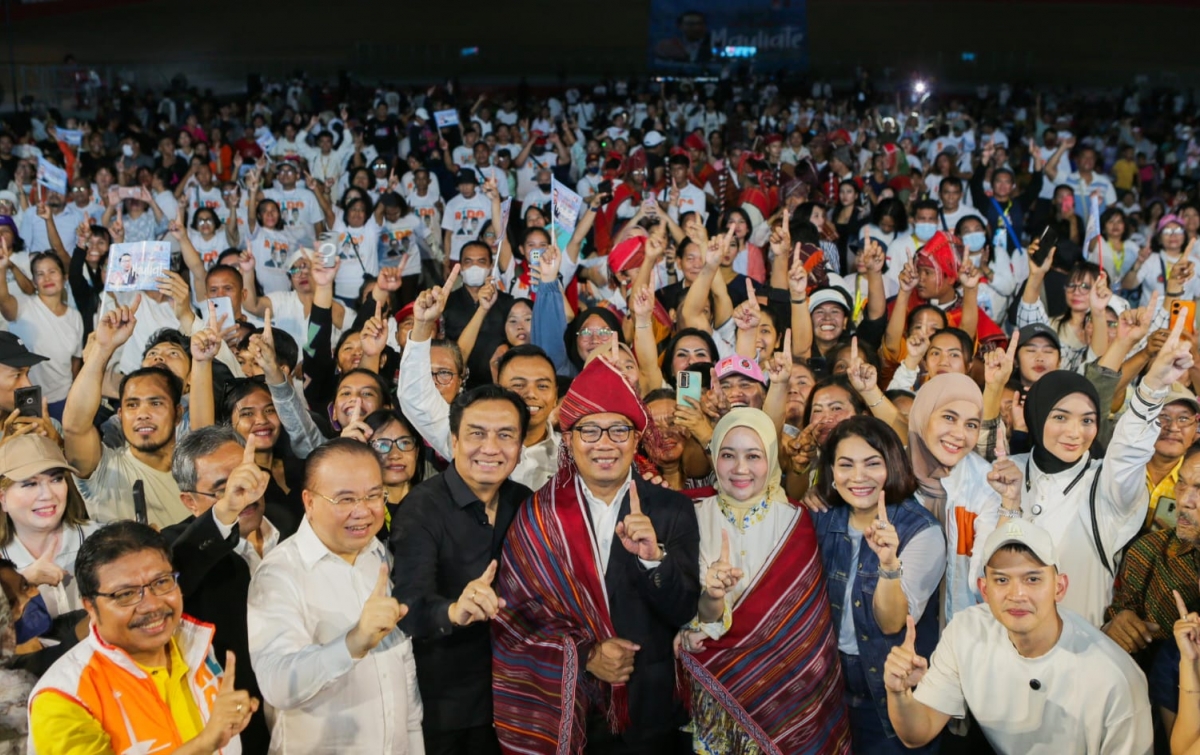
[559,357,649,432]
[609,235,647,274]
[764,133,783,146]
[916,232,961,291]
[684,133,707,152]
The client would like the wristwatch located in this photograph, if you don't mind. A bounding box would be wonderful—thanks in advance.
[879,561,903,580]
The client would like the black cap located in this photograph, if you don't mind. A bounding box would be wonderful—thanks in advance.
[1016,323,1060,351]
[0,333,47,368]
[456,168,479,185]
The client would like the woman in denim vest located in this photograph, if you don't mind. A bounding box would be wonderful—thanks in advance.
[812,416,946,753]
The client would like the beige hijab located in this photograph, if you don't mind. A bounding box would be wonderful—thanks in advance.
[709,408,790,511]
[907,373,983,524]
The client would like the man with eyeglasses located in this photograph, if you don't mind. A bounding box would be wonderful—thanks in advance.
[401,275,562,490]
[248,437,424,753]
[494,356,700,754]
[165,425,295,753]
[1140,387,1200,533]
[30,521,259,755]
[1105,440,1200,734]
[392,384,531,755]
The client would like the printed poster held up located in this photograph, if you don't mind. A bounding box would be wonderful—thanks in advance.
[434,110,460,129]
[105,241,171,292]
[551,178,583,238]
[35,157,68,196]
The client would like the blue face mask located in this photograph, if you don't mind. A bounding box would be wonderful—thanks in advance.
[963,231,987,252]
[15,593,52,644]
[915,222,938,242]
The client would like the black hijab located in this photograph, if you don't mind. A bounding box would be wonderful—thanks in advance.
[1023,370,1101,474]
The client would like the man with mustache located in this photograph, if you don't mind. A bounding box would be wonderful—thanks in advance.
[1141,388,1200,533]
[63,296,191,527]
[166,425,299,754]
[1105,436,1200,735]
[493,355,700,754]
[29,521,259,754]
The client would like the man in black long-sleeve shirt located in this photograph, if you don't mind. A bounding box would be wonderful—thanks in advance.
[391,383,532,755]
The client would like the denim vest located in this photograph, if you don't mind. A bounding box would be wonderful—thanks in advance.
[813,497,942,736]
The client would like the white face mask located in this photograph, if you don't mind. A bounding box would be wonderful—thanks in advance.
[461,265,488,287]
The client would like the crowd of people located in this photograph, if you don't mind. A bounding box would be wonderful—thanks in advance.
[0,73,1199,754]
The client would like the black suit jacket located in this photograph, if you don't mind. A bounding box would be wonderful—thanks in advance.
[591,476,700,745]
[162,507,298,755]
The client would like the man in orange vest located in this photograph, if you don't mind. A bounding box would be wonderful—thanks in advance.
[29,521,258,754]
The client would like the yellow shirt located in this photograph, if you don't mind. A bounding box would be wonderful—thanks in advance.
[30,637,205,755]
[1113,159,1138,191]
[1146,459,1183,532]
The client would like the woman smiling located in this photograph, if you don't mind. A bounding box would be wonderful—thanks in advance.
[812,416,945,752]
[679,409,851,753]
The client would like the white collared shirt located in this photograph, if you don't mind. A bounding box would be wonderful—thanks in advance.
[212,509,281,574]
[579,473,632,575]
[511,425,561,492]
[247,518,424,754]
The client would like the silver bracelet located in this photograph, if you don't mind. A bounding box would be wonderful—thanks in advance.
[879,561,903,580]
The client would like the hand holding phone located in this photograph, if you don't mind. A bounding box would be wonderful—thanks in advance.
[1170,300,1196,337]
[15,386,41,419]
[676,371,703,406]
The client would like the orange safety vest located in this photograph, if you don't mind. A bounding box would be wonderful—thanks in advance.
[30,615,239,754]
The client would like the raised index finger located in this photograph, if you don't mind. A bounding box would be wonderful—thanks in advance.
[877,494,889,525]
[442,263,461,294]
[902,615,917,651]
[851,335,858,365]
[263,307,273,343]
[243,436,257,466]
[1167,309,1187,349]
[221,650,237,692]
[629,483,642,516]
[1176,589,1190,621]
[719,529,730,563]
[373,563,391,598]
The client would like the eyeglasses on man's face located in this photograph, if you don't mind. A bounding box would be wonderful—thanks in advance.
[573,424,636,443]
[309,489,387,509]
[93,572,180,608]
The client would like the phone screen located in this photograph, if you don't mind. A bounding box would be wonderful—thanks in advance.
[209,296,235,328]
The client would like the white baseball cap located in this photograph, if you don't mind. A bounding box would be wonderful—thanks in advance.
[980,520,1059,570]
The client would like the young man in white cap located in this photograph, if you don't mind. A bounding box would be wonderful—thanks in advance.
[883,520,1153,753]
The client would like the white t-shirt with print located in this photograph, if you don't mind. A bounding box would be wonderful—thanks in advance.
[188,229,226,270]
[248,226,304,295]
[331,216,381,298]
[263,186,324,244]
[379,215,430,276]
[441,193,492,261]
[657,183,709,225]
[400,170,441,199]
[185,185,226,223]
[515,152,558,198]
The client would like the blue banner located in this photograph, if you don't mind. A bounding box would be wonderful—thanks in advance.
[648,0,808,75]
